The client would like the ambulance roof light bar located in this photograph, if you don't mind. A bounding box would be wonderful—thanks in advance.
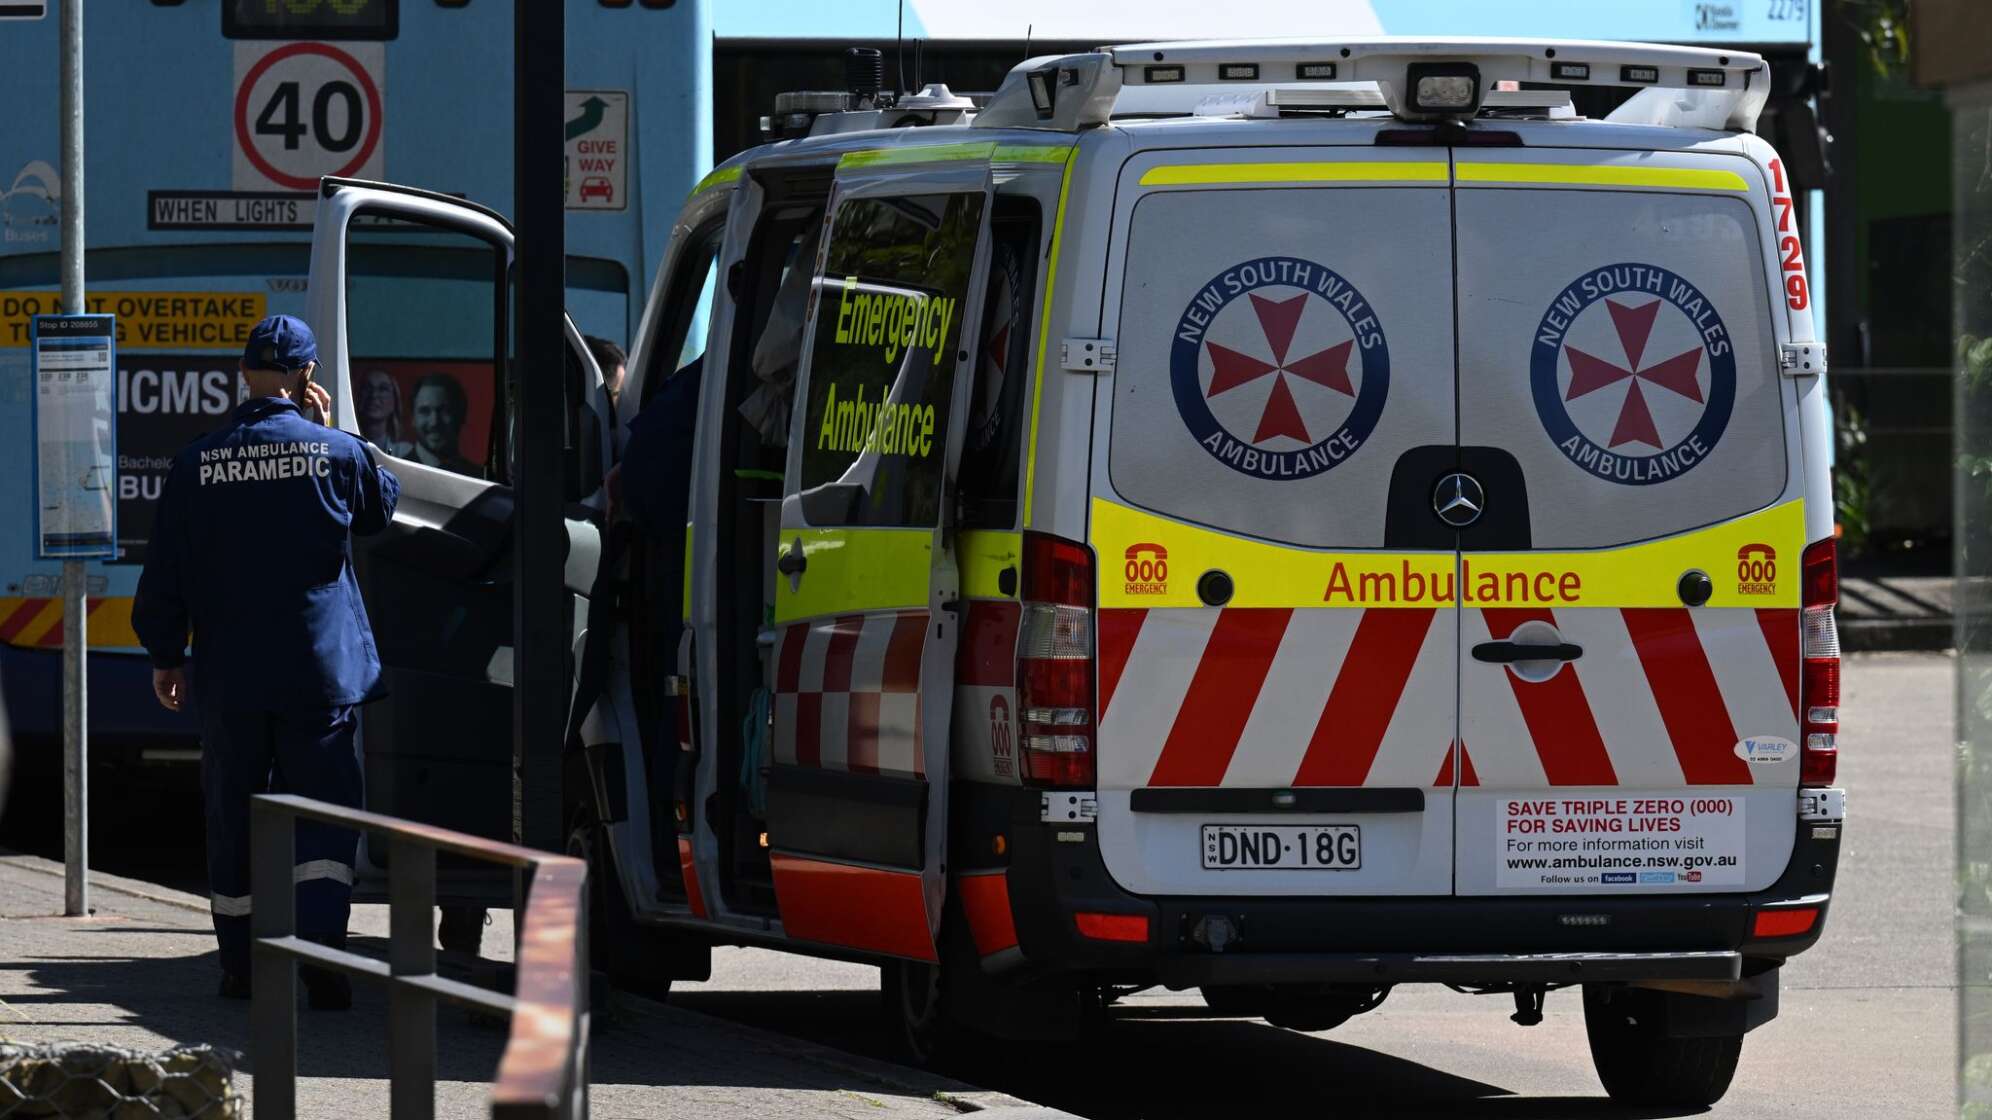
[973,37,1770,133]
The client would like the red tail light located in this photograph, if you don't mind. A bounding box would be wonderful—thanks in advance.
[1751,905,1820,939]
[1800,538,1839,786]
[1074,911,1149,942]
[1017,532,1095,788]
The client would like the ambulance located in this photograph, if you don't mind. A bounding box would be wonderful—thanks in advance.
[307,37,1846,1109]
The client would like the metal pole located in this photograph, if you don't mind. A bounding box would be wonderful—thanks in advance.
[387,838,437,1120]
[58,0,88,919]
[250,798,299,1120]
[513,0,566,876]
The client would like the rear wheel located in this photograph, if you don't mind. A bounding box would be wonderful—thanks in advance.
[567,808,708,998]
[883,958,952,1067]
[1583,984,1743,1108]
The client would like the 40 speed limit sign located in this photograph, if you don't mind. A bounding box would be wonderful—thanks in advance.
[233,42,384,191]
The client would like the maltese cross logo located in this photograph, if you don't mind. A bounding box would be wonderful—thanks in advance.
[1563,298,1705,450]
[1205,293,1357,445]
[1170,256,1390,482]
[1529,262,1736,487]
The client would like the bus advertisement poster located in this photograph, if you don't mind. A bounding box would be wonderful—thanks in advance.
[32,314,118,559]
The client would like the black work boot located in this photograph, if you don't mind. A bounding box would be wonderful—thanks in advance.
[218,971,252,1000]
[301,965,352,1011]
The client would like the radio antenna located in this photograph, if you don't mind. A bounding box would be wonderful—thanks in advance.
[1024,23,1033,62]
[896,0,907,95]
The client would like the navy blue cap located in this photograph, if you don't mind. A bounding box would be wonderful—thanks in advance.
[242,314,318,373]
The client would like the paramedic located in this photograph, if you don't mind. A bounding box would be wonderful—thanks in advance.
[132,315,400,1008]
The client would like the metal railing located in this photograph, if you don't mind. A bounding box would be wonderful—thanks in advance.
[250,794,589,1120]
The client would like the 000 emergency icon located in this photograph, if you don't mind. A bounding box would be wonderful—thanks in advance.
[1170,255,1390,481]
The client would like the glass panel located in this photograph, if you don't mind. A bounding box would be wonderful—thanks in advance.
[795,191,985,528]
[1455,187,1787,547]
[958,203,1040,530]
[344,233,500,478]
[1107,185,1455,548]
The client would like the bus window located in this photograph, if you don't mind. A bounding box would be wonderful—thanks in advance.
[345,232,504,478]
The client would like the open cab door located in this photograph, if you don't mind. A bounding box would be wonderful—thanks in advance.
[764,156,996,960]
[305,179,612,901]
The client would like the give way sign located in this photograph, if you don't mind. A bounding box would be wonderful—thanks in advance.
[233,42,385,191]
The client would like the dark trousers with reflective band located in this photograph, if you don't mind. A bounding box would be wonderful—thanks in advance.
[200,704,363,976]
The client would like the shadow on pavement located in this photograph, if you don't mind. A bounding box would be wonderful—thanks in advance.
[673,987,1710,1120]
[1,935,962,1109]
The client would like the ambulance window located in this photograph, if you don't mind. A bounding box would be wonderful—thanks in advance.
[1454,187,1788,547]
[639,219,724,412]
[794,190,986,528]
[958,199,1042,530]
[345,228,504,481]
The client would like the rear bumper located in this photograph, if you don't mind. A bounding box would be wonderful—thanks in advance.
[975,784,1840,988]
[1158,949,1741,988]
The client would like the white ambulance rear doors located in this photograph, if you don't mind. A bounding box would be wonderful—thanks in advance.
[1090,143,1460,897]
[1449,149,1804,896]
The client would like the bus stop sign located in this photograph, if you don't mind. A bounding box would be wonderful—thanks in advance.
[32,314,118,559]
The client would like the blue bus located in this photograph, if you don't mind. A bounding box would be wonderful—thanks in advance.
[0,0,707,772]
[0,0,1822,781]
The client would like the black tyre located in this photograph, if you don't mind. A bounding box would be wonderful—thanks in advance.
[882,958,953,1067]
[437,906,488,955]
[567,810,704,998]
[1583,984,1743,1108]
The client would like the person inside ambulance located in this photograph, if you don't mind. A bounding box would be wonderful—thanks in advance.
[132,315,400,1007]
[737,218,822,447]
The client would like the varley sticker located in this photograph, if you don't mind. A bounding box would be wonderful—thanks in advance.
[1530,262,1735,486]
[1170,256,1388,480]
[1735,735,1798,765]
[1498,796,1745,889]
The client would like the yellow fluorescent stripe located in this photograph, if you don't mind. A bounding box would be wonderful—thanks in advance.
[1455,162,1750,192]
[690,165,741,197]
[959,530,1023,600]
[838,141,998,171]
[992,144,1074,164]
[1021,148,1077,528]
[773,527,933,623]
[1091,499,1806,610]
[682,522,694,623]
[1139,161,1449,187]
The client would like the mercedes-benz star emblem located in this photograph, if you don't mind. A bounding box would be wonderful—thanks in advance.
[1433,473,1485,528]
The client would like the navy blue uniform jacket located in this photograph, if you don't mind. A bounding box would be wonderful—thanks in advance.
[134,397,400,711]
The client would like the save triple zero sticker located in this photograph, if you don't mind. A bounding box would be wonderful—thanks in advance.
[233,42,385,191]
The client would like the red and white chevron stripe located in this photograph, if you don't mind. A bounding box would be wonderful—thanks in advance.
[772,610,929,777]
[1096,606,1799,791]
[1098,607,1457,790]
[1462,607,1798,790]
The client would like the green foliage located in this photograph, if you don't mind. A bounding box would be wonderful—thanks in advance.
[1832,394,1877,556]
[1836,0,1911,77]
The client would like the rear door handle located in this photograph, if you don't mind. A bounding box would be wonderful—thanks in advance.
[776,545,806,577]
[1472,640,1583,664]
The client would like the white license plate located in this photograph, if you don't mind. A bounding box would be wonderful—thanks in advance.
[1201,824,1361,870]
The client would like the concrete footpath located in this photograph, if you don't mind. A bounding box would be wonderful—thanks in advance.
[0,852,1061,1120]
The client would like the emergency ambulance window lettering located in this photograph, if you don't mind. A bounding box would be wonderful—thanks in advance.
[1107,185,1456,549]
[958,200,1041,529]
[1455,187,1786,547]
[344,230,504,480]
[796,191,984,528]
